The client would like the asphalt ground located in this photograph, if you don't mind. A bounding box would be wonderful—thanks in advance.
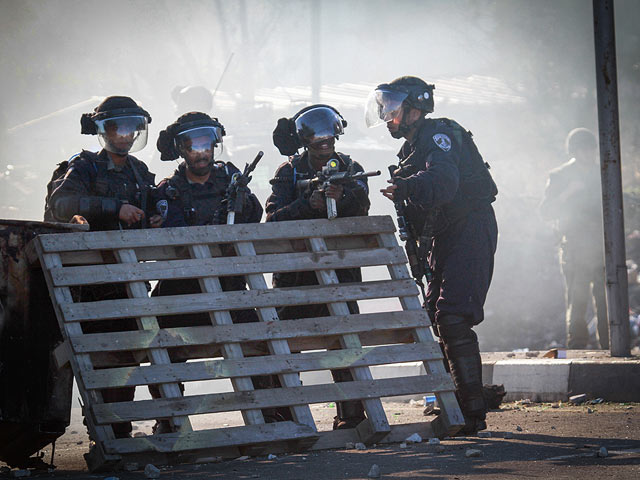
[2,401,639,479]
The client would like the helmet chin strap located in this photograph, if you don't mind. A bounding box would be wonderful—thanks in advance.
[392,107,422,139]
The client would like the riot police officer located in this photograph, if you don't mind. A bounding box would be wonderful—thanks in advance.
[152,112,275,431]
[48,96,157,230]
[48,96,156,438]
[540,128,608,349]
[266,104,370,430]
[367,76,498,434]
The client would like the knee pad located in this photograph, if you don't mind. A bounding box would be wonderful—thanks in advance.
[437,316,479,358]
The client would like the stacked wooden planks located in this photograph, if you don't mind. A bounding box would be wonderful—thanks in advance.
[32,215,464,470]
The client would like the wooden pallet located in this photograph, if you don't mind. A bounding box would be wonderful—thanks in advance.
[31,215,464,470]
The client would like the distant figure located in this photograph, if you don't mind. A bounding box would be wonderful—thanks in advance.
[171,85,214,116]
[540,128,608,349]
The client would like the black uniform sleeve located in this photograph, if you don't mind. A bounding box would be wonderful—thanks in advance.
[265,162,316,222]
[405,131,460,210]
[336,160,370,217]
[49,156,121,223]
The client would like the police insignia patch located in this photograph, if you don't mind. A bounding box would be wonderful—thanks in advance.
[433,133,452,152]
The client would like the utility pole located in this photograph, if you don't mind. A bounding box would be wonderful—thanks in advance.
[592,0,631,356]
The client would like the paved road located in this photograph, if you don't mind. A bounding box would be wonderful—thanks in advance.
[2,402,639,479]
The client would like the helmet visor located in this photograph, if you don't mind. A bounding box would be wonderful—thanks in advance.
[294,106,344,147]
[364,89,408,128]
[96,115,148,154]
[174,126,223,159]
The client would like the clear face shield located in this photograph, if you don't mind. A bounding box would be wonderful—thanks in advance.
[174,126,223,162]
[364,89,408,128]
[95,115,148,154]
[294,107,344,147]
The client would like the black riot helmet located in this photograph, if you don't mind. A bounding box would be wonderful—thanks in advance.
[294,105,347,147]
[565,128,597,158]
[156,112,226,164]
[365,76,435,128]
[80,96,152,154]
[273,104,347,156]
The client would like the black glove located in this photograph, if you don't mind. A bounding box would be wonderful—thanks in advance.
[393,177,411,202]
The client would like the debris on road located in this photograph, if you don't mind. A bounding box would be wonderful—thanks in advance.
[597,446,608,458]
[10,470,31,478]
[477,431,492,438]
[428,437,441,445]
[267,454,277,460]
[144,464,160,479]
[405,433,422,443]
[465,448,484,458]
[355,442,367,450]
[367,464,381,478]
[569,394,587,405]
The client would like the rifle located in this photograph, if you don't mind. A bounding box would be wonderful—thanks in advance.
[296,160,381,219]
[226,150,263,225]
[388,164,433,302]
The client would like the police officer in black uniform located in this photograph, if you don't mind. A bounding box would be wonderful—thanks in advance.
[48,96,156,438]
[367,76,498,434]
[152,112,281,431]
[540,128,608,349]
[266,105,370,429]
[49,96,157,230]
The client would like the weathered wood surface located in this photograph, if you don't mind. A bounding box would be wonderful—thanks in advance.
[61,279,418,322]
[307,236,390,441]
[38,216,396,252]
[33,215,464,467]
[114,248,192,432]
[69,311,429,353]
[50,247,406,286]
[377,232,465,435]
[92,374,454,424]
[84,343,441,390]
[103,421,319,454]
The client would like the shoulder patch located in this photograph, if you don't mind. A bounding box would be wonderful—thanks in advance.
[433,133,452,152]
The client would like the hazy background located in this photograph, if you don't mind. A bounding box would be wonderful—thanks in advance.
[1,0,639,351]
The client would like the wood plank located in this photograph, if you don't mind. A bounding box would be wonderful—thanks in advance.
[37,216,396,252]
[310,422,438,451]
[234,240,317,429]
[307,236,390,443]
[103,421,319,454]
[33,244,120,464]
[84,343,441,390]
[113,248,192,433]
[61,279,418,322]
[187,244,265,426]
[50,247,407,287]
[92,374,454,424]
[68,311,428,353]
[377,232,465,436]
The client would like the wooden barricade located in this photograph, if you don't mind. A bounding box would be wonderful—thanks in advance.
[31,215,465,470]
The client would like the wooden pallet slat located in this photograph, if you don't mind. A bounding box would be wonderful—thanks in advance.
[68,311,429,353]
[31,216,464,470]
[83,343,441,390]
[92,374,455,425]
[60,279,418,322]
[50,247,407,287]
[38,216,396,253]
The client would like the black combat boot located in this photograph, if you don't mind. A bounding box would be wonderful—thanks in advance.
[333,400,366,430]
